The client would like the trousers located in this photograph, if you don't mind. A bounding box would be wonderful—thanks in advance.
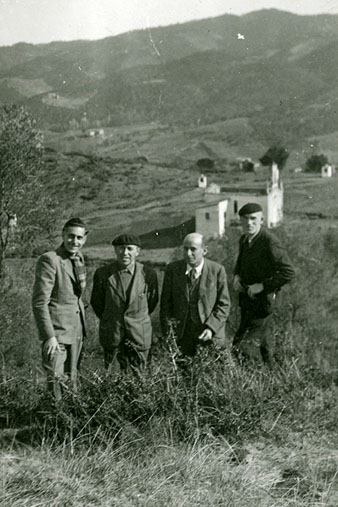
[104,342,149,375]
[42,323,83,401]
[234,307,274,364]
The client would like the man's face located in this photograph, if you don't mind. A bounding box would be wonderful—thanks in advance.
[183,237,206,267]
[115,244,140,268]
[240,212,264,237]
[62,226,87,256]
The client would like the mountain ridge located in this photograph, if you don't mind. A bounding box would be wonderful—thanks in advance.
[0,9,337,148]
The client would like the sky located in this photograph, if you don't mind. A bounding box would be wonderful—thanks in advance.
[0,0,337,47]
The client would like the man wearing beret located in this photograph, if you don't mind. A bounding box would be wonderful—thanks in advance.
[160,232,230,357]
[91,234,158,373]
[232,203,295,363]
[32,217,88,400]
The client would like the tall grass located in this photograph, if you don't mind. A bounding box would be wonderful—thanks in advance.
[1,348,337,506]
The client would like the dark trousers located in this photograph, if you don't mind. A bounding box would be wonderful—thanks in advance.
[178,316,204,357]
[233,306,274,364]
[104,342,149,375]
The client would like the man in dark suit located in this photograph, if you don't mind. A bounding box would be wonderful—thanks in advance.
[160,233,230,356]
[232,203,295,363]
[32,218,88,400]
[91,234,158,374]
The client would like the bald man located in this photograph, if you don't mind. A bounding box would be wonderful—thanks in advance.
[160,233,230,356]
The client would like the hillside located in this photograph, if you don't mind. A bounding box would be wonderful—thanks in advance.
[0,10,338,146]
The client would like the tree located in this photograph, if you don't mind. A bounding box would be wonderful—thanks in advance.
[305,154,328,173]
[259,145,289,170]
[196,158,215,170]
[0,105,59,278]
[241,158,254,172]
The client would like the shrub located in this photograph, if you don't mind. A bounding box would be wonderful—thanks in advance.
[305,154,328,173]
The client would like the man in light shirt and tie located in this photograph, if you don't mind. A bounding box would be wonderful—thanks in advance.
[160,233,230,356]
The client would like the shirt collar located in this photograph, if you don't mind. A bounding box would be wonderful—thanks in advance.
[118,263,135,275]
[185,259,204,277]
[246,228,263,245]
[60,243,80,260]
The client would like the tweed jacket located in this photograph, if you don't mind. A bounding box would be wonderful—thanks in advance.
[160,258,230,346]
[32,245,86,344]
[90,261,158,352]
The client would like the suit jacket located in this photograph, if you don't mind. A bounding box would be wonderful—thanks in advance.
[90,261,158,352]
[160,258,231,346]
[32,245,86,344]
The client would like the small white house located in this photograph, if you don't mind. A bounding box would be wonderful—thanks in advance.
[195,200,228,238]
[321,164,333,178]
[198,174,207,189]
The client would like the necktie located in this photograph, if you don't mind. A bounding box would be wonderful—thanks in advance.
[189,268,197,282]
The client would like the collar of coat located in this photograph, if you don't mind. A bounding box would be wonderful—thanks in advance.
[174,258,216,296]
[185,259,204,278]
[106,261,146,300]
[56,243,84,261]
[242,227,264,247]
[55,244,84,283]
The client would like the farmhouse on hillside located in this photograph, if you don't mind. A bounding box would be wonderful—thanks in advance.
[321,163,333,178]
[196,162,283,238]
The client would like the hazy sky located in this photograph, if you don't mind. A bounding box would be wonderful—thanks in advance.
[0,0,337,46]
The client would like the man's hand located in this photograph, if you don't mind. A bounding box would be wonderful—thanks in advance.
[43,337,61,358]
[247,283,264,299]
[198,328,213,342]
[233,274,244,292]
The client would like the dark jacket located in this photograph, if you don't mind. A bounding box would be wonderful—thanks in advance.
[160,258,230,347]
[234,228,295,317]
[91,261,158,352]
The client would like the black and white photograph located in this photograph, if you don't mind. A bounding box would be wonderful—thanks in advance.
[1,0,338,504]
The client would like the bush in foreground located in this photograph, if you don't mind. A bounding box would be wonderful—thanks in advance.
[1,344,337,450]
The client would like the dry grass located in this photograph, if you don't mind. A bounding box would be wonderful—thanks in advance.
[2,434,337,506]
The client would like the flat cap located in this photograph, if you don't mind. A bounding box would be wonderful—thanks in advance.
[238,203,263,216]
[112,234,141,247]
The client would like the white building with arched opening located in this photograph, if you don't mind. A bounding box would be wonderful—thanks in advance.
[321,164,333,178]
[198,174,207,188]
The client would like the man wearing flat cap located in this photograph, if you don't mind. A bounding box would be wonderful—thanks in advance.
[32,217,88,400]
[232,203,295,364]
[91,234,158,373]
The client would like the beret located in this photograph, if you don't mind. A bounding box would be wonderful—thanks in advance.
[238,203,263,216]
[112,234,141,247]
